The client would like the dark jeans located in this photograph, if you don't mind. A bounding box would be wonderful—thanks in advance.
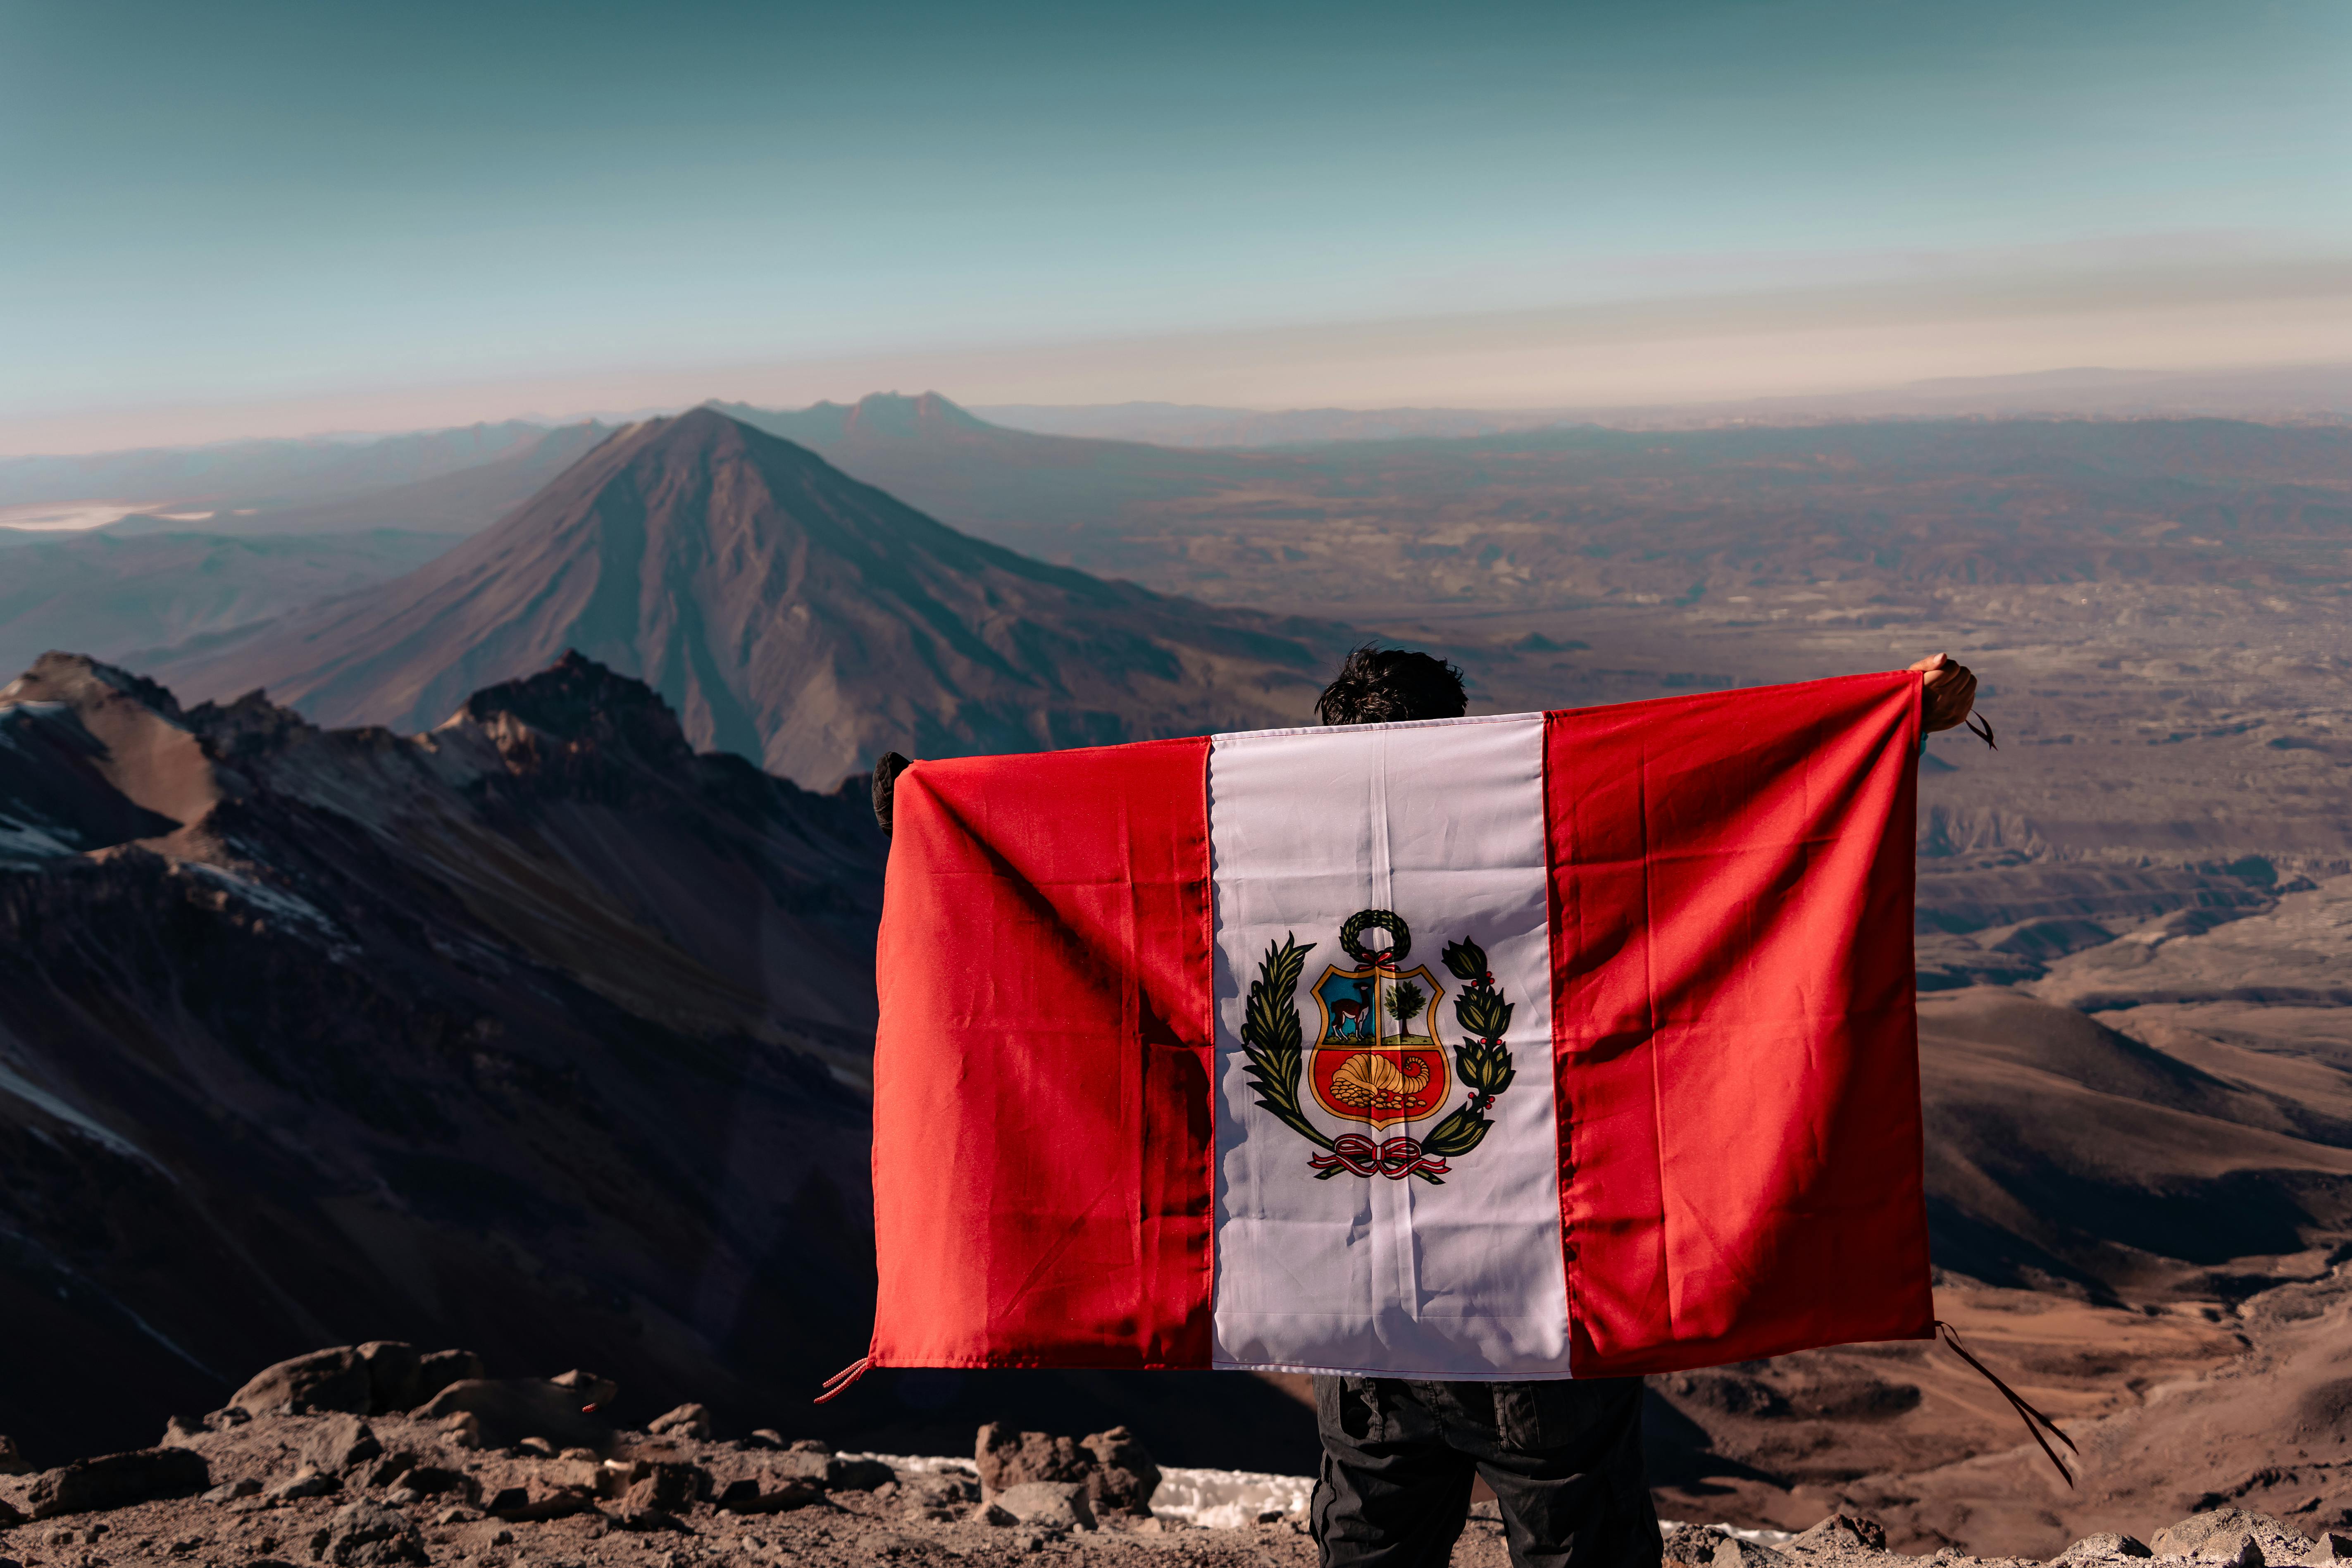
[1310,1375,1661,1568]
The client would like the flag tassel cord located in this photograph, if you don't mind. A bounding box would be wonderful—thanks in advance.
[814,1356,872,1404]
[1934,1320,2076,1487]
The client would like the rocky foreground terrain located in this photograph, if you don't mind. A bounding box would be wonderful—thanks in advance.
[5,1340,2347,1568]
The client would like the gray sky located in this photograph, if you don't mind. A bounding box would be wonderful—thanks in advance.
[2,0,2347,450]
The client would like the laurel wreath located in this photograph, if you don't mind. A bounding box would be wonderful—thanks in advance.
[1239,924,1516,1186]
[1239,934,1336,1156]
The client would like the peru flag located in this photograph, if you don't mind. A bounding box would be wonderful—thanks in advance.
[866,671,1931,1380]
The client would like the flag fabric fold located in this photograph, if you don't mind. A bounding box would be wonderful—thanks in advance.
[869,671,1930,1379]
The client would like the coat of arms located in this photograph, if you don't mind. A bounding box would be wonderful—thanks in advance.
[1240,909,1517,1184]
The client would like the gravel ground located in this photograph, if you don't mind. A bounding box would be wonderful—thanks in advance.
[1,1411,2336,1568]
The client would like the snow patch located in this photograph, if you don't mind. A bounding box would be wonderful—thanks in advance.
[0,817,78,861]
[180,862,341,935]
[851,1452,1797,1539]
[1151,1466,1312,1529]
[0,1061,171,1175]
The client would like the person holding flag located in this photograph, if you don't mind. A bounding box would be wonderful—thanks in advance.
[863,644,1983,1568]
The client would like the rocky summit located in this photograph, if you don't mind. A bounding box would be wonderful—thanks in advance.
[2,1340,2345,1568]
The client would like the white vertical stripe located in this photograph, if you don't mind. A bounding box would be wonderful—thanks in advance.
[1207,713,1570,1377]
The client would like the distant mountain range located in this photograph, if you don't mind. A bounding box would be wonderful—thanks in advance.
[0,420,598,510]
[972,363,2352,446]
[135,409,1351,784]
[0,528,463,680]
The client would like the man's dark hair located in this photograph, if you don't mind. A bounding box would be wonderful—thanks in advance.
[1315,645,1467,727]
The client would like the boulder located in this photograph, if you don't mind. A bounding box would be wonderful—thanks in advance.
[310,1499,428,1566]
[762,1439,887,1490]
[362,1451,417,1489]
[829,1456,896,1491]
[897,1473,978,1521]
[1792,1513,1888,1553]
[268,1467,341,1500]
[715,1477,822,1514]
[229,1347,372,1415]
[2055,1532,2155,1562]
[771,1439,835,1484]
[1713,1540,1790,1568]
[2154,1512,2310,1564]
[19,1447,209,1518]
[992,1480,1095,1532]
[355,1342,421,1413]
[415,1378,614,1453]
[1078,1425,1160,1518]
[159,1415,204,1447]
[0,1436,28,1476]
[2307,1535,2352,1565]
[302,1414,383,1473]
[617,1463,708,1513]
[434,1411,484,1449]
[1665,1524,1730,1568]
[412,1349,484,1407]
[976,1423,1093,1494]
[400,1466,474,1499]
[484,1479,598,1520]
[648,1402,713,1439]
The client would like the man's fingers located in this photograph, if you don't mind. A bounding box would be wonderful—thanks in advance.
[1921,664,1978,732]
[1908,652,1953,674]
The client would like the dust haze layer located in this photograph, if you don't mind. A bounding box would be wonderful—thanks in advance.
[136,409,1351,785]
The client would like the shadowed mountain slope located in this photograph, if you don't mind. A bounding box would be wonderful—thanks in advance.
[0,652,886,1459]
[139,410,1346,784]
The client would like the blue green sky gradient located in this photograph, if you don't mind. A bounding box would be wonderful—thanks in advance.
[2,0,2347,449]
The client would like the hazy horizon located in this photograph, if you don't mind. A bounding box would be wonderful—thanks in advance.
[4,0,2348,453]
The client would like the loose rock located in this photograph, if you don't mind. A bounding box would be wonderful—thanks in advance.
[978,1423,1093,1493]
[2055,1532,2155,1562]
[267,1466,340,1500]
[311,1498,428,1566]
[302,1413,383,1473]
[649,1402,713,1439]
[18,1446,210,1518]
[1079,1426,1161,1518]
[1795,1513,1890,1553]
[994,1479,1096,1532]
[2307,1535,2352,1565]
[0,1436,28,1476]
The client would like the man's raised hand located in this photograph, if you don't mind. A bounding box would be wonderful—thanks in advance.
[1909,652,1990,744]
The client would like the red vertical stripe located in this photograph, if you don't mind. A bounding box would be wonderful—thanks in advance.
[869,736,1215,1369]
[1546,672,1932,1375]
